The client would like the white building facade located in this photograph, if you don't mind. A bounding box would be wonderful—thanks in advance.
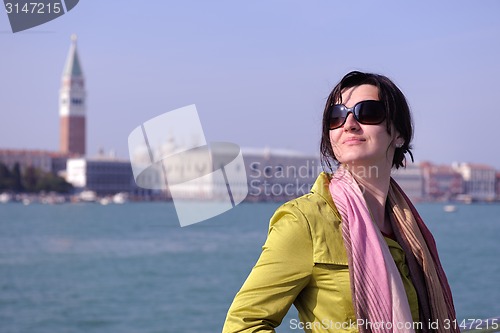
[452,162,496,201]
[66,158,137,195]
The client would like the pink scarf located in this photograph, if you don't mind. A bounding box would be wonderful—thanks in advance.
[329,166,459,333]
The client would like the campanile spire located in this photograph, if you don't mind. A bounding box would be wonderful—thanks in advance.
[59,34,86,155]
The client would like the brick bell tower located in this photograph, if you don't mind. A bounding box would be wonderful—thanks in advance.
[59,34,86,156]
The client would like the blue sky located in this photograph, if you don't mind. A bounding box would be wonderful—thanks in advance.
[1,1,500,168]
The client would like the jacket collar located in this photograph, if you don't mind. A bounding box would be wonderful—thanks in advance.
[310,172,341,218]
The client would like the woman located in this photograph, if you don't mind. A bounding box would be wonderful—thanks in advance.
[223,71,459,333]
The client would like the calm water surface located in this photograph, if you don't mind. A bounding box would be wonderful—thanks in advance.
[0,201,499,333]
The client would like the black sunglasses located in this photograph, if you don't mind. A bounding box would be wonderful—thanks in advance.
[328,100,386,130]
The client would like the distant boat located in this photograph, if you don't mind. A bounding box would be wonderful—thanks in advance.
[112,192,128,204]
[443,205,458,213]
[456,194,473,204]
[99,197,111,205]
[79,190,97,202]
[0,193,12,203]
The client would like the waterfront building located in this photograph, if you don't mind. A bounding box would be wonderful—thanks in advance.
[496,172,500,200]
[0,149,73,175]
[129,139,245,200]
[66,157,137,196]
[161,143,248,202]
[391,163,424,201]
[452,162,496,201]
[130,143,320,201]
[242,147,320,201]
[420,162,463,201]
[59,34,86,156]
[0,149,52,173]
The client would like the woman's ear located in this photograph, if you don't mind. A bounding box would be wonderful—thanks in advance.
[394,131,404,148]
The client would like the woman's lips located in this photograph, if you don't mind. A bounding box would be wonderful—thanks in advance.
[343,137,365,145]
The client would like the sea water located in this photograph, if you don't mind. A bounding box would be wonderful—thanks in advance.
[0,201,499,333]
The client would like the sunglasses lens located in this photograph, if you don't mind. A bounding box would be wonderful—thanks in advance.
[329,105,346,129]
[357,101,385,124]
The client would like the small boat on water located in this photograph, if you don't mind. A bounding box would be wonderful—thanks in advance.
[0,193,12,203]
[99,193,128,205]
[112,192,128,204]
[443,205,458,213]
[79,190,97,202]
[99,197,111,205]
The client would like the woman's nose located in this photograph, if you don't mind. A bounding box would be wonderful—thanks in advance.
[343,112,361,131]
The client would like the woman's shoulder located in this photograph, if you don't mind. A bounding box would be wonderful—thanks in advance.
[268,172,347,264]
[271,172,340,223]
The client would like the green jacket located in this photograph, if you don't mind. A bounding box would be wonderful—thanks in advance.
[223,172,419,333]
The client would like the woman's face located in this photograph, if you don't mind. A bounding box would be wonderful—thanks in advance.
[329,84,399,169]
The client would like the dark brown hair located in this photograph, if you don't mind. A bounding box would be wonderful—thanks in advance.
[320,71,414,171]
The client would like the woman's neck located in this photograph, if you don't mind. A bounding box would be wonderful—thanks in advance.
[346,163,393,234]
